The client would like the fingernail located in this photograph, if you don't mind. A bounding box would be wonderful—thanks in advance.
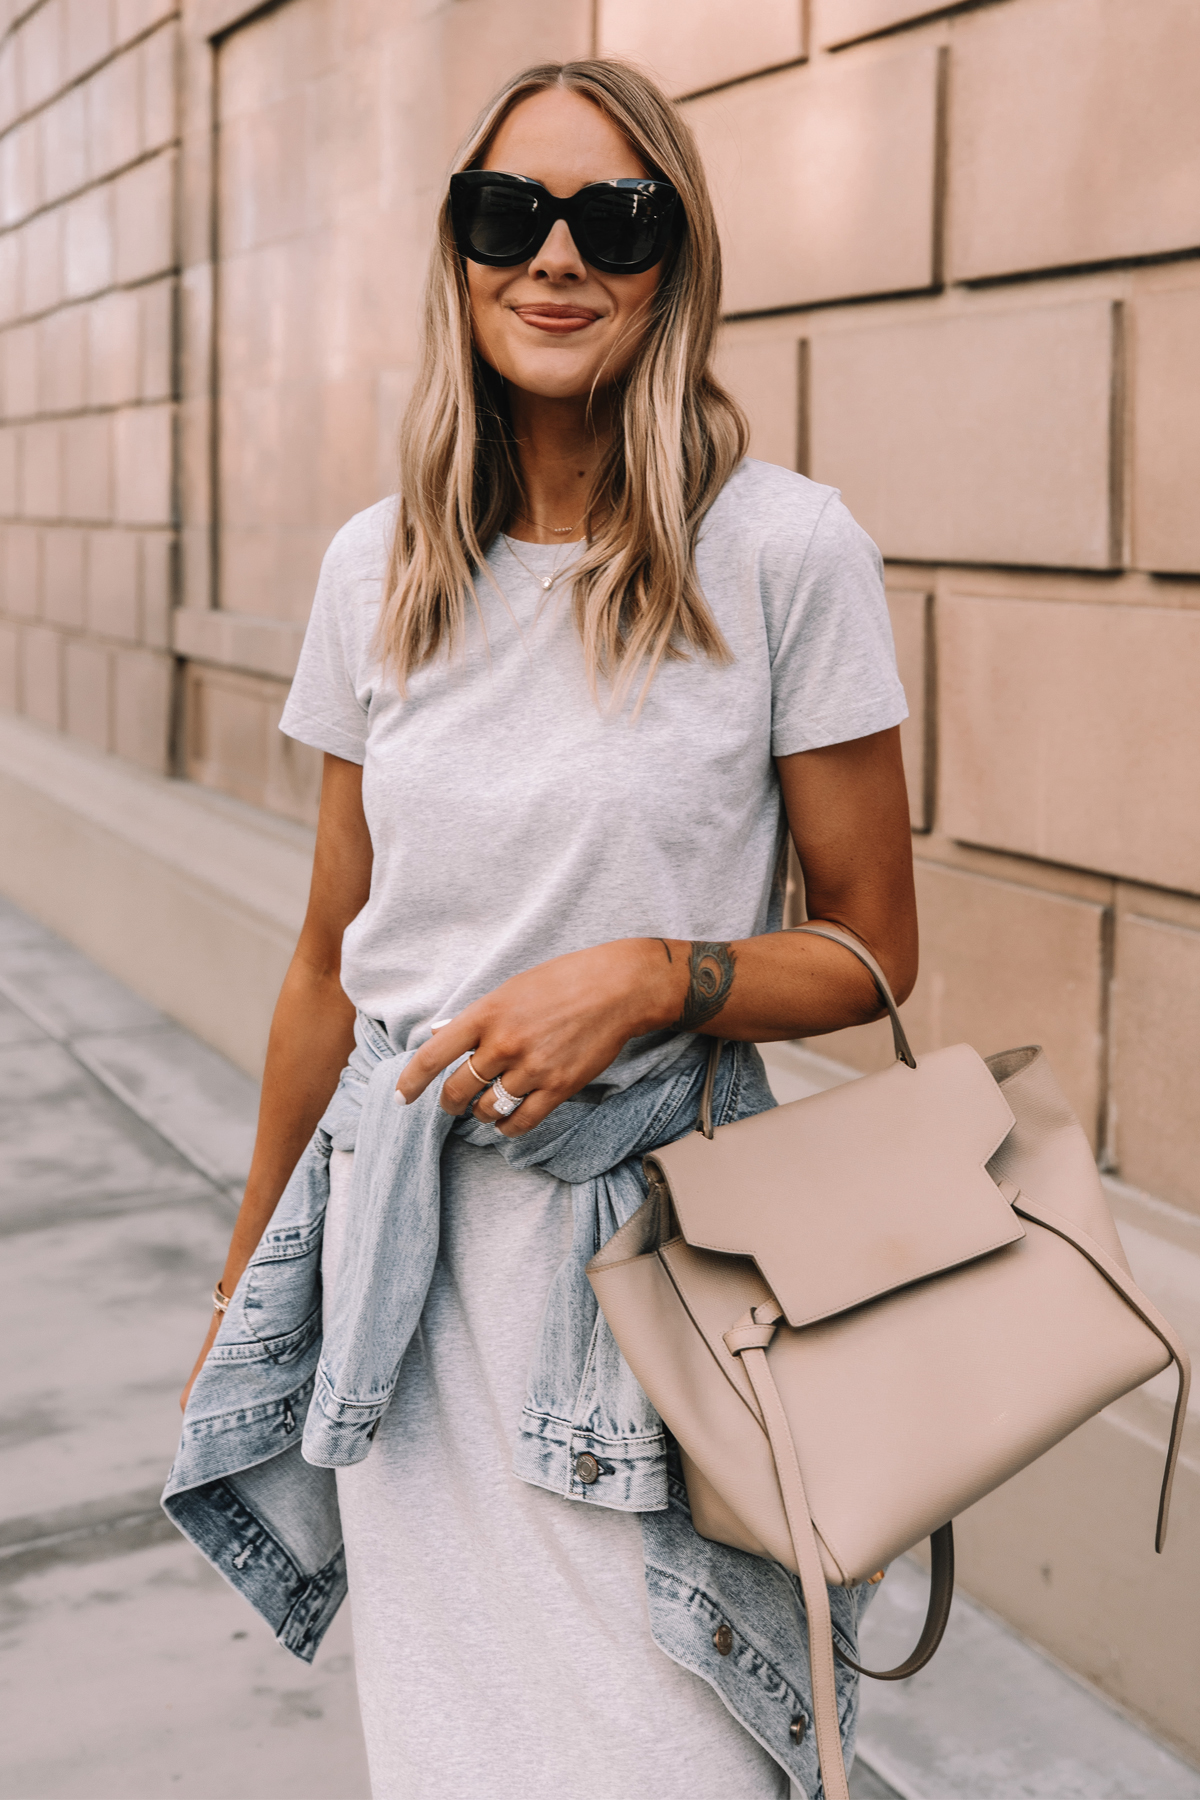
[429,1018,453,1030]
[394,1088,407,1108]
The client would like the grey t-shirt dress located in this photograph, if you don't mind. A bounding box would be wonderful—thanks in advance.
[281,460,907,1798]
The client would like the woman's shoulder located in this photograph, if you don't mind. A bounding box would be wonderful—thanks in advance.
[717,456,836,514]
[694,457,881,612]
[703,459,873,573]
[319,494,400,591]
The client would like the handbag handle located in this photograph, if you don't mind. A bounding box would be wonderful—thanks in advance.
[788,923,917,1069]
[695,923,917,1138]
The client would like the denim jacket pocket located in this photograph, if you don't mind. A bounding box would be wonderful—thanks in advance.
[241,1221,324,1362]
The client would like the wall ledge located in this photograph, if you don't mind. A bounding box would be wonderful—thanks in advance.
[171,608,307,682]
[0,712,313,1073]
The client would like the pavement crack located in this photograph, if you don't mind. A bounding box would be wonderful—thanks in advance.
[0,969,234,1192]
[0,1486,179,1583]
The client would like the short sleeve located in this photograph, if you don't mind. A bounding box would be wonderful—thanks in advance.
[768,493,908,758]
[279,525,374,765]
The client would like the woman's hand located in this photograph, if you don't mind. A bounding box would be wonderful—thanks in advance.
[396,938,685,1136]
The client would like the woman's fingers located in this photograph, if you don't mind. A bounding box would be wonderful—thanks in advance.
[465,1068,503,1115]
[398,1022,523,1119]
[490,1083,560,1138]
[441,1051,505,1116]
[400,1030,579,1135]
[395,941,655,1122]
[395,1014,479,1105]
[470,1066,540,1125]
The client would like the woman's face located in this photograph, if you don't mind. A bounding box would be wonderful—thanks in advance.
[465,88,663,404]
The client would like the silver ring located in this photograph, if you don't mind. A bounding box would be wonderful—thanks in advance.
[465,1054,492,1090]
[491,1077,524,1117]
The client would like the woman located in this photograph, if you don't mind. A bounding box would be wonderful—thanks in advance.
[170,59,916,1800]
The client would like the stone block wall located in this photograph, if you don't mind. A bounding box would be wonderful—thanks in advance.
[0,0,179,771]
[171,0,591,825]
[607,0,1200,1238]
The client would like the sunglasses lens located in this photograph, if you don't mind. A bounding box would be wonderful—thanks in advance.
[463,182,540,260]
[452,176,676,270]
[579,188,666,267]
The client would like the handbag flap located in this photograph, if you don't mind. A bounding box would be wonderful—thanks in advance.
[646,1042,1022,1328]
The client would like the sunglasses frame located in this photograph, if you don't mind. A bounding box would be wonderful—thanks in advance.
[448,171,681,276]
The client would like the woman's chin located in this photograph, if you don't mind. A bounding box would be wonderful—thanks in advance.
[502,359,615,404]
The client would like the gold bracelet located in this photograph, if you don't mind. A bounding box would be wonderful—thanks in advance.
[212,1281,231,1316]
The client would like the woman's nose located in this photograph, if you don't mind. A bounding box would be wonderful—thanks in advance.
[529,217,586,282]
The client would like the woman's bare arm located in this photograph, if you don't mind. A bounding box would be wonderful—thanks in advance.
[399,726,916,1133]
[683,723,918,1040]
[180,753,372,1408]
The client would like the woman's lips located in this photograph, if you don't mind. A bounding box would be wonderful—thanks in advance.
[511,304,600,335]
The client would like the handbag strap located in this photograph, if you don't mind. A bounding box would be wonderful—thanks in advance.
[728,1308,950,1800]
[731,1309,854,1800]
[789,923,918,1069]
[833,1526,955,1681]
[693,923,917,1137]
[697,1034,725,1139]
[1005,1186,1191,1550]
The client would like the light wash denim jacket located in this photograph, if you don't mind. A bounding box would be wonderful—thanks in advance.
[162,1013,870,1796]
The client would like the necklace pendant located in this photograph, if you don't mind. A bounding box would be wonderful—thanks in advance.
[542,576,553,590]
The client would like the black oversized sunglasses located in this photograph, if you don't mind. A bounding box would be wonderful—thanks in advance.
[449,171,680,276]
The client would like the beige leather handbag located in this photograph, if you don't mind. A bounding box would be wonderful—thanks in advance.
[587,925,1190,1800]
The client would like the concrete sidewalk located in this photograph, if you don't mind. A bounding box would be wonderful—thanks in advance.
[0,894,1196,1800]
[0,895,369,1800]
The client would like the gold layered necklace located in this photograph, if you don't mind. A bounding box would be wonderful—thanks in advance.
[502,534,582,594]
[516,511,584,536]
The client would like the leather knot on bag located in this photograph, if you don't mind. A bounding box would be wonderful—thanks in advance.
[587,924,1190,1800]
[722,1304,783,1355]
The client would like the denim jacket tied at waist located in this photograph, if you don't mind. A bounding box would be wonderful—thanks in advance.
[162,1014,870,1796]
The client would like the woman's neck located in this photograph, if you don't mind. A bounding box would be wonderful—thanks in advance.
[505,385,614,543]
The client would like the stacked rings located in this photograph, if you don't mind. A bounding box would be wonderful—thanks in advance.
[464,1054,525,1118]
[490,1078,524,1117]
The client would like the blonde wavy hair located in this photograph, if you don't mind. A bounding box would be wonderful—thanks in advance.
[378,59,748,702]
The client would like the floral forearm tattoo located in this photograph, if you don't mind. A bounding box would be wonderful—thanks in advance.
[673,940,737,1031]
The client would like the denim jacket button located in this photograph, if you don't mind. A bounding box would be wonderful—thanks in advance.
[574,1452,601,1485]
[712,1622,734,1656]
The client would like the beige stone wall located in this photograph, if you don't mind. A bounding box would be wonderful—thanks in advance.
[651,1,1200,1233]
[172,0,591,824]
[2,0,1200,1759]
[0,0,179,771]
[6,3,1198,1170]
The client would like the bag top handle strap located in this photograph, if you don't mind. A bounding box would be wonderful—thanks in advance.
[790,923,917,1070]
[694,924,916,1137]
